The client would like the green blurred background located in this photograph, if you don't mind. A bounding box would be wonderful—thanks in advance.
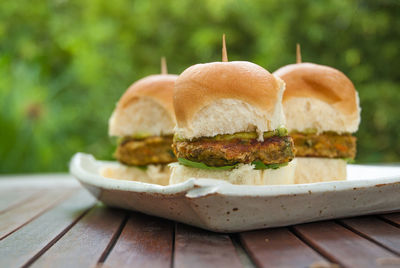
[1,0,399,174]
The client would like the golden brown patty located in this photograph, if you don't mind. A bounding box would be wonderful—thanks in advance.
[291,132,356,159]
[173,136,294,167]
[115,135,176,166]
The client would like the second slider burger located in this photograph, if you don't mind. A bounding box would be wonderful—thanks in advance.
[169,36,296,185]
[101,58,178,185]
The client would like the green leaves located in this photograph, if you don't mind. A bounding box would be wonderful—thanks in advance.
[342,158,355,164]
[135,165,148,171]
[251,160,289,170]
[178,158,288,171]
[178,158,238,171]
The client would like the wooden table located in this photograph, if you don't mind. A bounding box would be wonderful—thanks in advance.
[0,174,399,268]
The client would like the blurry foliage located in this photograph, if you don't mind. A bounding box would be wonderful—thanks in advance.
[0,0,399,173]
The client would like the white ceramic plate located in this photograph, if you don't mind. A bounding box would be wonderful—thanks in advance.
[69,153,400,232]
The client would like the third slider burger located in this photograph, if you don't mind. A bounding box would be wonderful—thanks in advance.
[169,36,296,185]
[274,45,361,183]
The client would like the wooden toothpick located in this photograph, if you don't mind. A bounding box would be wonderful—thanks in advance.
[296,43,302,64]
[161,57,168,74]
[222,34,228,62]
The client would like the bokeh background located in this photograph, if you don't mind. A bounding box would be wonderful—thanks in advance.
[1,0,399,173]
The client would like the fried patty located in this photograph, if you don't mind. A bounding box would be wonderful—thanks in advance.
[115,135,176,166]
[291,132,356,159]
[173,136,294,167]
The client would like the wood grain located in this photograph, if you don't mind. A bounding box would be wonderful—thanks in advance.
[30,204,126,268]
[0,190,97,268]
[0,188,43,213]
[0,189,75,240]
[239,227,331,268]
[380,213,400,227]
[103,212,174,268]
[293,221,399,268]
[174,224,242,268]
[340,217,400,255]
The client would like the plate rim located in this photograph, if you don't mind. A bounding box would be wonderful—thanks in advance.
[70,152,400,197]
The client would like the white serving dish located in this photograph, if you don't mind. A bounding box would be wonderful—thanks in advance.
[69,153,400,232]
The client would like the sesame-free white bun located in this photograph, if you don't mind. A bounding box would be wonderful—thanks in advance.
[169,160,297,185]
[100,164,170,186]
[294,157,347,184]
[173,61,286,140]
[109,74,178,137]
[274,63,361,134]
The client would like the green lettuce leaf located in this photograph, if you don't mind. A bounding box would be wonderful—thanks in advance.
[252,160,288,170]
[178,158,238,170]
[135,165,148,171]
[342,158,355,164]
[178,158,289,171]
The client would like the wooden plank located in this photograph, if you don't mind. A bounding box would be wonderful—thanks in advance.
[0,190,97,268]
[380,213,400,227]
[293,221,399,268]
[0,188,43,213]
[30,204,126,268]
[340,216,400,255]
[239,228,331,268]
[174,224,242,268]
[0,173,73,181]
[230,236,257,268]
[103,212,174,268]
[0,189,75,240]
[0,175,79,189]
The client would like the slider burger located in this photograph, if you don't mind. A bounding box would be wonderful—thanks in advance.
[169,37,296,185]
[273,45,361,183]
[101,58,178,185]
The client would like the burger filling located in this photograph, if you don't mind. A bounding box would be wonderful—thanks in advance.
[291,131,356,159]
[115,135,176,166]
[173,128,295,170]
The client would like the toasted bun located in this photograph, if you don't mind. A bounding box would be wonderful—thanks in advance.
[174,61,286,140]
[274,63,360,133]
[294,157,347,184]
[169,160,297,185]
[109,74,178,137]
[100,163,170,186]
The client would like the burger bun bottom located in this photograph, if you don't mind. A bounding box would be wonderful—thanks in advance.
[294,157,347,184]
[169,159,297,186]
